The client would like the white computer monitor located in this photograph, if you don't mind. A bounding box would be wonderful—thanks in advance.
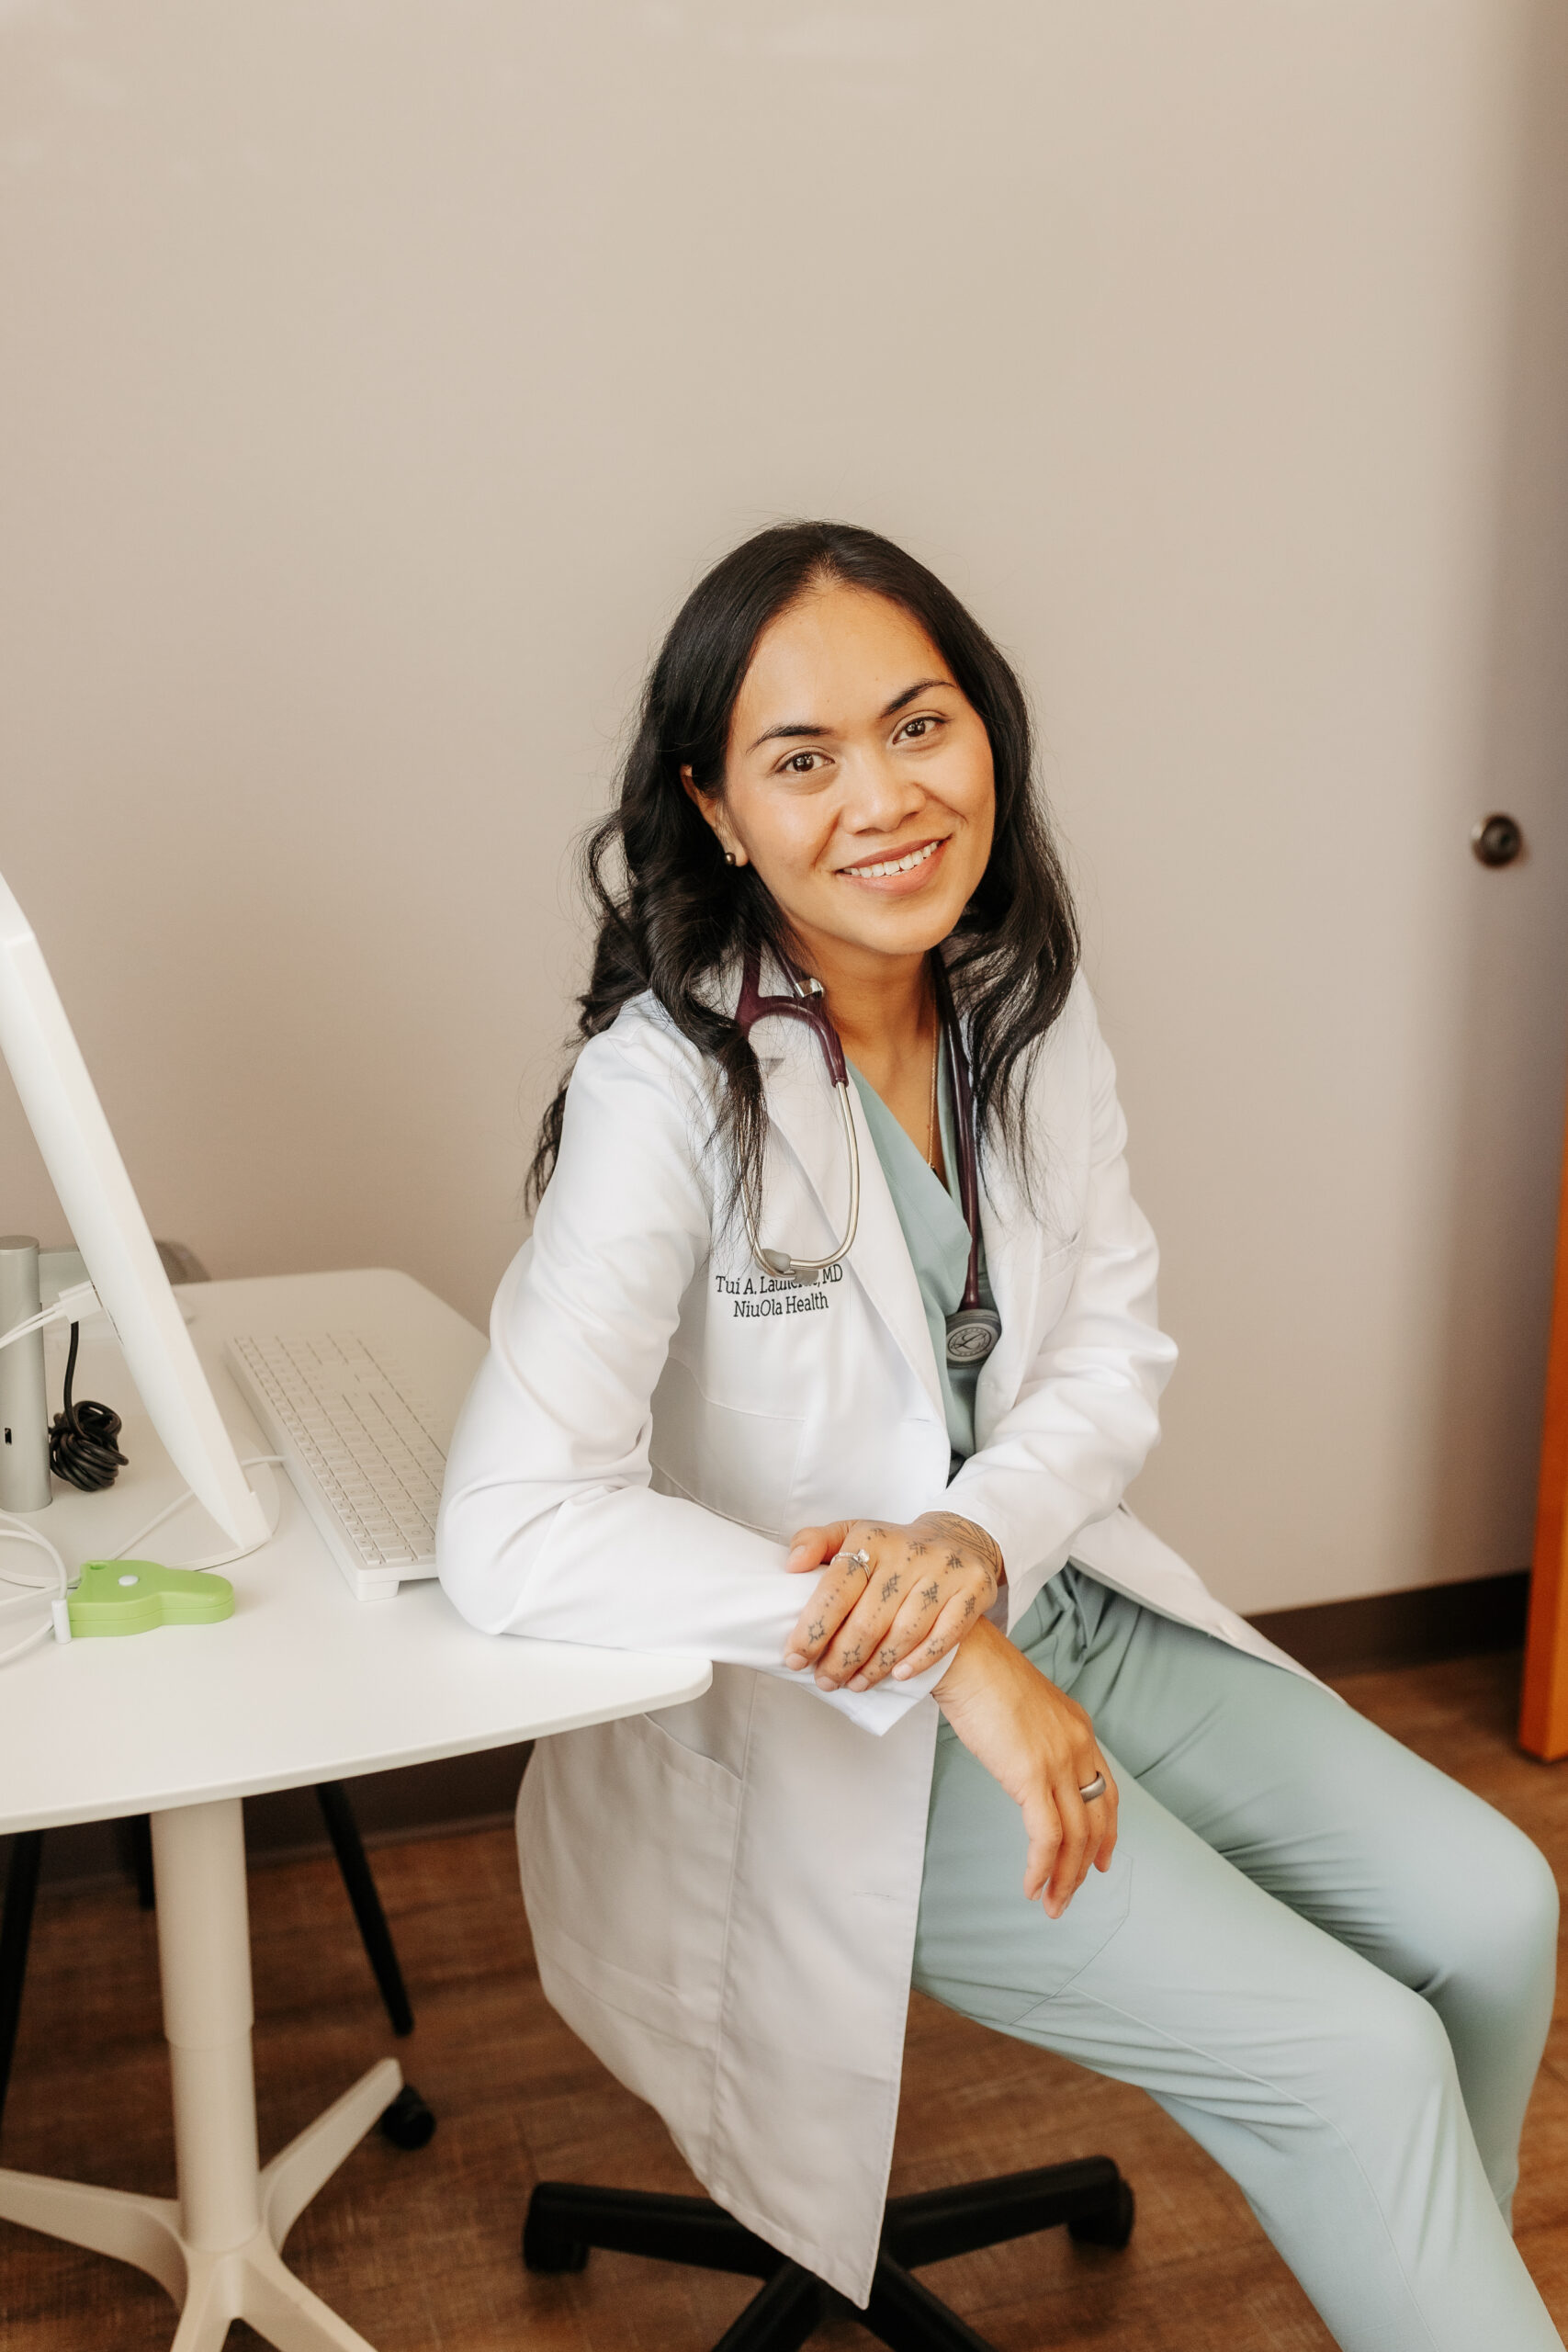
[0,865,269,1549]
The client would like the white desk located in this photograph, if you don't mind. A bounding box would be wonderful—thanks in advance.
[0,1269,710,2352]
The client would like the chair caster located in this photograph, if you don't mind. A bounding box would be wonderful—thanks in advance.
[1067,2177,1134,2250]
[522,2202,590,2274]
[377,2082,436,2150]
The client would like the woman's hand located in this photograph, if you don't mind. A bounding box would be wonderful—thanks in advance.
[934,1618,1118,1916]
[783,1510,1003,1691]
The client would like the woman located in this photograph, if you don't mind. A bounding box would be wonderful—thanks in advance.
[438,522,1560,2350]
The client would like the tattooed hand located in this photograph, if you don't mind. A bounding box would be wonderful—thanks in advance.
[781,1511,1004,1692]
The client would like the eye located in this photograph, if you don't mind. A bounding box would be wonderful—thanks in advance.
[777,749,827,776]
[896,713,944,744]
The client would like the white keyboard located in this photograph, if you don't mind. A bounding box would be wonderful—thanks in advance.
[227,1330,449,1600]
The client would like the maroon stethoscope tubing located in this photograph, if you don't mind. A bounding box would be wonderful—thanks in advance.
[929,954,987,1320]
[735,945,849,1088]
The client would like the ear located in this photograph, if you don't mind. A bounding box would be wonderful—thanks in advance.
[682,767,748,866]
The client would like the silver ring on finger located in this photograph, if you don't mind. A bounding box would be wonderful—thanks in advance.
[830,1547,873,1576]
[1078,1772,1108,1804]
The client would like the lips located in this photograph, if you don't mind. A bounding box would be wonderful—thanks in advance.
[839,837,946,881]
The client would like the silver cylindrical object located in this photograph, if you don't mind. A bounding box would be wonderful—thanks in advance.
[0,1235,51,1512]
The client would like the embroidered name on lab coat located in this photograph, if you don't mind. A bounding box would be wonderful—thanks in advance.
[716,1266,843,1318]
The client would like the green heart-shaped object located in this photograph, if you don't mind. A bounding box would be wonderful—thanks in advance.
[67,1559,234,1638]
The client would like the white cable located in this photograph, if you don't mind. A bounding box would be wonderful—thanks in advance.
[110,1456,286,1571]
[0,1619,53,1664]
[0,1282,102,1353]
[0,1509,69,1666]
[0,1512,67,1590]
[108,1486,203,1561]
[0,1454,285,1667]
[0,1283,107,1652]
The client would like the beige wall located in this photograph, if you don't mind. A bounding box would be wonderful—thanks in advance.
[3,1,1566,1614]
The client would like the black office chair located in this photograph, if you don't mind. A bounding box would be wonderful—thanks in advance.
[523,2154,1134,2352]
[0,1786,435,2153]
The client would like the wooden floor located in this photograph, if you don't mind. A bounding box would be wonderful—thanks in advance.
[5,1651,1568,2351]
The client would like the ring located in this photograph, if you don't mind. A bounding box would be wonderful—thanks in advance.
[830,1547,872,1576]
[1078,1773,1107,1804]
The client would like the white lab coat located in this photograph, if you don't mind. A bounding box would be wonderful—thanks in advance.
[437,961,1308,2304]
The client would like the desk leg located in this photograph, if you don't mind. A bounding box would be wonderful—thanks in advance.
[0,1797,402,2351]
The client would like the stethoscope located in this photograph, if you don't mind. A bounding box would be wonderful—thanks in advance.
[735,944,1001,1366]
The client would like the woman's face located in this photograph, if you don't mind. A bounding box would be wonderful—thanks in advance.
[686,582,996,977]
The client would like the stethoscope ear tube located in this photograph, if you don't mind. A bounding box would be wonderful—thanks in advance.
[734,944,998,1362]
[741,1078,861,1282]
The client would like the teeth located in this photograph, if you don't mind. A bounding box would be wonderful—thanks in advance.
[846,840,941,879]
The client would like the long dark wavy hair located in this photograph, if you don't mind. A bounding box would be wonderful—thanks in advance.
[528,521,1079,1220]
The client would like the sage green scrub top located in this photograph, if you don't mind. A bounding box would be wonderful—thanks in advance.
[849,1038,999,1476]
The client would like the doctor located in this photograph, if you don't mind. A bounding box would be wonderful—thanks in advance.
[438,521,1560,2350]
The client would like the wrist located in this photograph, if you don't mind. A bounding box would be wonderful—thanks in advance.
[915,1508,1002,1574]
[932,1614,1008,1713]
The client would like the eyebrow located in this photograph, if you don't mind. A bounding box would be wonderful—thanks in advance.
[744,676,956,755]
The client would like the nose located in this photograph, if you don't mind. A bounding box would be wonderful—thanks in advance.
[840,741,924,836]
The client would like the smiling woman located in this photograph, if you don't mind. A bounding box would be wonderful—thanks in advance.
[683,585,996,1163]
[526,521,1078,1237]
[439,520,1562,2351]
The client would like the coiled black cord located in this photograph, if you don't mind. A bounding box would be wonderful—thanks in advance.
[48,1321,129,1492]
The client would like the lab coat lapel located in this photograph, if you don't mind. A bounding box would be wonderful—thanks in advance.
[755,1012,947,1427]
[973,1149,1043,1440]
[965,1007,1051,1445]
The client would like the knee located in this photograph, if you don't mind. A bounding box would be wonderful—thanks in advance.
[1455,1821,1559,1990]
[1319,1973,1459,2120]
[1492,1827,1558,1954]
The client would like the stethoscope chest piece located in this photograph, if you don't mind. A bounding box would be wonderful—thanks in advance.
[945,1306,1001,1366]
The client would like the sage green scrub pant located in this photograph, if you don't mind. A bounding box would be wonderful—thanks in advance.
[913,1571,1562,2352]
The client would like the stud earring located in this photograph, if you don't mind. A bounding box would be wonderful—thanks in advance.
[723,849,739,866]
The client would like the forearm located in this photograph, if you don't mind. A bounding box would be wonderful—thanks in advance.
[437,1460,949,1733]
[944,1267,1173,1594]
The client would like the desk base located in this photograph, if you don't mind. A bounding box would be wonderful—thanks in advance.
[0,1799,400,2350]
[0,2058,399,2347]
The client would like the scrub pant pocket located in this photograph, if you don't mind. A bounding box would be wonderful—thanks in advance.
[912,1718,1134,2023]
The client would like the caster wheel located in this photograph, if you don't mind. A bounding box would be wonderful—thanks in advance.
[1068,2178,1134,2250]
[377,2083,437,2151]
[523,2200,590,2274]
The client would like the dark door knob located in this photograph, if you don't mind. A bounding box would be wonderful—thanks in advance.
[1472,813,1524,867]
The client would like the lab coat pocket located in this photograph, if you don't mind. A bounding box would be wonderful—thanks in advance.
[517,1712,747,2060]
[650,1355,806,1537]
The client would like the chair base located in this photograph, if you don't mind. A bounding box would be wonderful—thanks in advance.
[523,2160,1134,2352]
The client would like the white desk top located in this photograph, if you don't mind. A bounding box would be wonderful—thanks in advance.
[0,1269,709,1837]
